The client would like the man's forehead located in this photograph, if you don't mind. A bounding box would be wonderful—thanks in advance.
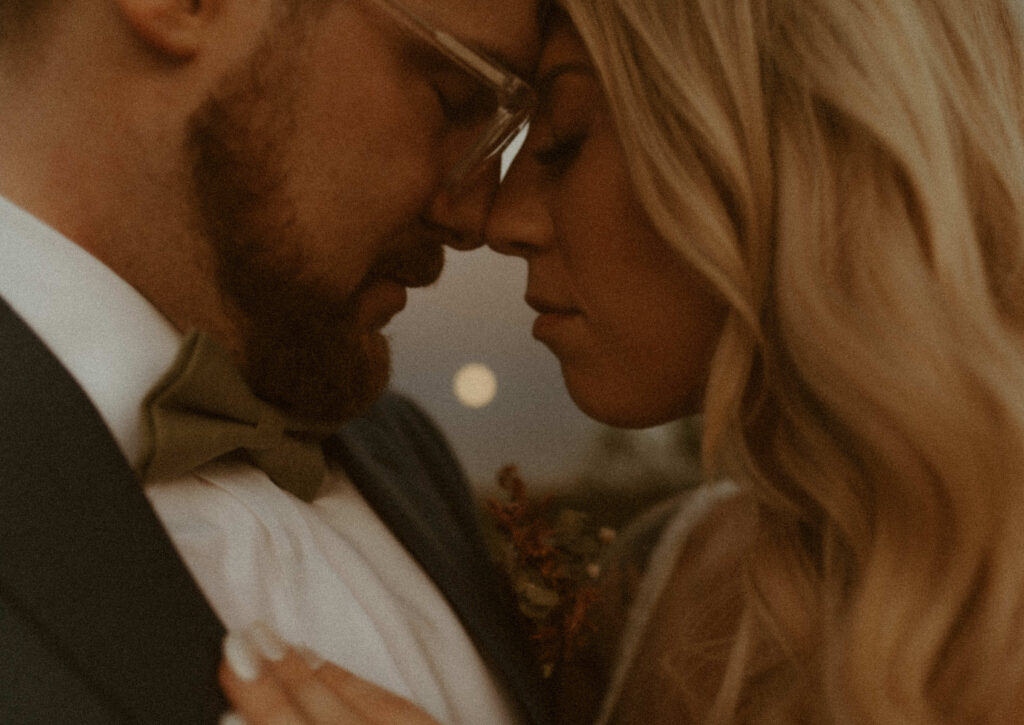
[404,0,544,76]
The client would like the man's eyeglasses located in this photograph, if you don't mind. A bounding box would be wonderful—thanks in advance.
[365,0,536,193]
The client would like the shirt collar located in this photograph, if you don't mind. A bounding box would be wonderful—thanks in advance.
[0,195,181,471]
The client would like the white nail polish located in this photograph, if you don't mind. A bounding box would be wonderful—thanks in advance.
[223,631,261,682]
[247,621,286,661]
[219,712,249,725]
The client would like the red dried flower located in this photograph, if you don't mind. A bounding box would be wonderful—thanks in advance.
[486,465,616,679]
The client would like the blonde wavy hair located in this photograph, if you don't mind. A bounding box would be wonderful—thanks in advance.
[560,0,1024,721]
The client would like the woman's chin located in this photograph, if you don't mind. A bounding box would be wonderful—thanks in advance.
[563,376,690,429]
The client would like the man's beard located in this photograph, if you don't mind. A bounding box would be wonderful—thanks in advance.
[185,28,444,423]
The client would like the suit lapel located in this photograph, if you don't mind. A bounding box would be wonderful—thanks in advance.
[328,404,555,725]
[0,299,227,722]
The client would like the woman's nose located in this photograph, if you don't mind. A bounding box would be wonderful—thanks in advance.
[484,155,552,258]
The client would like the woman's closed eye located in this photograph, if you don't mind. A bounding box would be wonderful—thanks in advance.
[534,131,586,173]
[530,65,598,175]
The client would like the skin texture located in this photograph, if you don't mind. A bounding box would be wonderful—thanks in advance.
[186,6,449,421]
[0,0,542,421]
[485,18,726,428]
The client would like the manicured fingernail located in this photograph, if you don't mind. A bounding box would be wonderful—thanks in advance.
[219,712,248,725]
[223,631,261,681]
[247,621,286,661]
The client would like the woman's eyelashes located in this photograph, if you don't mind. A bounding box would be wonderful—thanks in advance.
[530,72,598,175]
[533,130,586,172]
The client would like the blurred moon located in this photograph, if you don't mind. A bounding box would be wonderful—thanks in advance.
[453,363,498,409]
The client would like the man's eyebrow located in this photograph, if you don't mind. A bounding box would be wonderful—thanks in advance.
[472,42,534,80]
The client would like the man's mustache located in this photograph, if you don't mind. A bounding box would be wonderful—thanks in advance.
[371,226,450,288]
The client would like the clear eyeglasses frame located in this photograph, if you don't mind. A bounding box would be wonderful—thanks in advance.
[364,0,537,192]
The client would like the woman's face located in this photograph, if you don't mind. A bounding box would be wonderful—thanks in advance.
[485,17,726,428]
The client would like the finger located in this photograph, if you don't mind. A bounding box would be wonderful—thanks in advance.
[222,624,439,725]
[220,629,308,725]
[255,632,367,723]
[313,664,441,724]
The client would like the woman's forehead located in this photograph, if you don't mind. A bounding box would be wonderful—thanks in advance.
[538,16,589,72]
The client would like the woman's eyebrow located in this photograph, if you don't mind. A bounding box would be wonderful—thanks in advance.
[536,62,595,95]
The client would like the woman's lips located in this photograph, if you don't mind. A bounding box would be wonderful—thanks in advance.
[527,296,583,343]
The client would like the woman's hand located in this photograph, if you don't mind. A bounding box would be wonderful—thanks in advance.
[219,624,442,725]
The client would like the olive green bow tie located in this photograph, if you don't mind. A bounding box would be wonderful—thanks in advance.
[139,331,340,501]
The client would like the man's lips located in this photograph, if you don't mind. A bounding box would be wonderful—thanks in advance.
[360,279,408,330]
[359,232,446,328]
[374,229,448,289]
[382,255,443,288]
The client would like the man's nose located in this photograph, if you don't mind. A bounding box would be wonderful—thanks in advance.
[426,158,502,250]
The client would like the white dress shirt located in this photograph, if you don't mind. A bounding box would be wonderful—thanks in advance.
[0,195,522,724]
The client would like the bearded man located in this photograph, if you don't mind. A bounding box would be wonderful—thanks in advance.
[0,0,551,722]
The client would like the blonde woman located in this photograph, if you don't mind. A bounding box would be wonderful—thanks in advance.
[221,0,1024,722]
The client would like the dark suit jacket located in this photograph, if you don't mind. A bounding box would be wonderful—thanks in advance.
[0,298,552,725]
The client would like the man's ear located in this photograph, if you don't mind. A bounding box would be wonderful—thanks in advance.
[114,0,218,59]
